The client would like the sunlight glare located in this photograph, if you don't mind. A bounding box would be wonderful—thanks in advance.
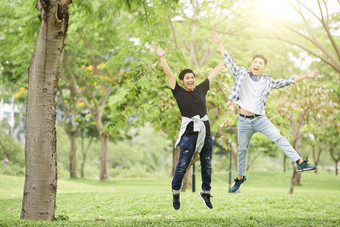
[258,0,299,21]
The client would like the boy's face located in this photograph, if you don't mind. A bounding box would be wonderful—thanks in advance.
[251,58,266,77]
[181,73,196,91]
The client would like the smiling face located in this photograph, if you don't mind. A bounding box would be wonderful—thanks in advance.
[181,73,196,91]
[251,57,266,77]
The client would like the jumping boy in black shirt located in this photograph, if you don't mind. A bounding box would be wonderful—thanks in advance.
[153,45,225,210]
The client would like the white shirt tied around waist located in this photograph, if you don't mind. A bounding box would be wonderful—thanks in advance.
[175,115,209,153]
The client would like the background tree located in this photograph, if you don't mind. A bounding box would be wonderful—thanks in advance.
[0,121,25,175]
[57,84,79,178]
[275,79,334,193]
[78,119,97,178]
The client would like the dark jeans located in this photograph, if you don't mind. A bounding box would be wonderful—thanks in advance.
[171,134,213,193]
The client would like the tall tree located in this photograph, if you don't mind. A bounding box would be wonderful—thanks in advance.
[56,83,80,178]
[61,7,132,180]
[275,79,333,193]
[21,0,72,221]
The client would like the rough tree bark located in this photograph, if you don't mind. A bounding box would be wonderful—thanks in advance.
[21,0,72,221]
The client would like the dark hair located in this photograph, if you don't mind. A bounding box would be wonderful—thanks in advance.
[252,55,267,66]
[179,68,195,80]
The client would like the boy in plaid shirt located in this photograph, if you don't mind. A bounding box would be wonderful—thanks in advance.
[210,31,319,192]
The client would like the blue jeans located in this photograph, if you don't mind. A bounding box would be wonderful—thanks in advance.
[172,135,213,193]
[237,115,301,176]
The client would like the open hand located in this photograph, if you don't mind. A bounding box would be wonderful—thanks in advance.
[305,69,320,78]
[210,30,222,45]
[153,45,167,58]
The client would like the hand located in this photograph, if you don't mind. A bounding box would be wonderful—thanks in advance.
[153,45,167,58]
[210,30,222,45]
[305,69,320,78]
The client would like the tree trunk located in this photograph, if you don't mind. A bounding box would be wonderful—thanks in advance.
[171,140,180,177]
[67,131,77,178]
[80,153,86,178]
[99,133,109,180]
[80,136,94,178]
[336,161,338,176]
[329,147,340,176]
[80,135,85,178]
[289,163,301,194]
[283,155,287,172]
[226,139,238,168]
[21,0,71,221]
[289,118,304,194]
[181,168,192,192]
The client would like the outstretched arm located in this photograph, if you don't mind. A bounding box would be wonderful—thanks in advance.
[208,59,225,86]
[294,69,320,82]
[153,45,176,90]
[271,69,320,89]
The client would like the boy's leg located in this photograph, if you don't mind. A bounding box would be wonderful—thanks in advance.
[231,116,254,193]
[171,135,197,210]
[199,136,213,208]
[199,136,213,192]
[254,116,301,162]
[237,116,255,177]
[171,136,197,193]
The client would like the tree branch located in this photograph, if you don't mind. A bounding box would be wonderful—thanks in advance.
[98,86,114,117]
[168,17,179,49]
[257,35,340,73]
[296,0,340,60]
[63,58,94,113]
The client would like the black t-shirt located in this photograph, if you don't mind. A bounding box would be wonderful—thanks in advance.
[171,78,211,136]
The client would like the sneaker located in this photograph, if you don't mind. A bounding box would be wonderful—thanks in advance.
[173,194,180,210]
[231,176,247,193]
[199,192,213,209]
[297,159,315,172]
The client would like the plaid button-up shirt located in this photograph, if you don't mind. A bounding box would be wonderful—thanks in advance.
[222,51,295,112]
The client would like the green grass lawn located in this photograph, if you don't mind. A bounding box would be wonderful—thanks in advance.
[0,171,339,226]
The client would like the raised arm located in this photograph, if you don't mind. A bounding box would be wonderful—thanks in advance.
[210,30,225,55]
[294,69,320,82]
[153,45,176,90]
[210,30,243,78]
[208,59,225,86]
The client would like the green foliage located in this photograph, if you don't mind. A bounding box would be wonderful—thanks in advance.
[109,125,172,177]
[0,0,36,88]
[56,124,172,178]
[71,0,93,15]
[0,123,24,176]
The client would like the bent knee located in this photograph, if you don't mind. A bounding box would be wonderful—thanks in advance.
[275,136,287,143]
[238,147,248,153]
